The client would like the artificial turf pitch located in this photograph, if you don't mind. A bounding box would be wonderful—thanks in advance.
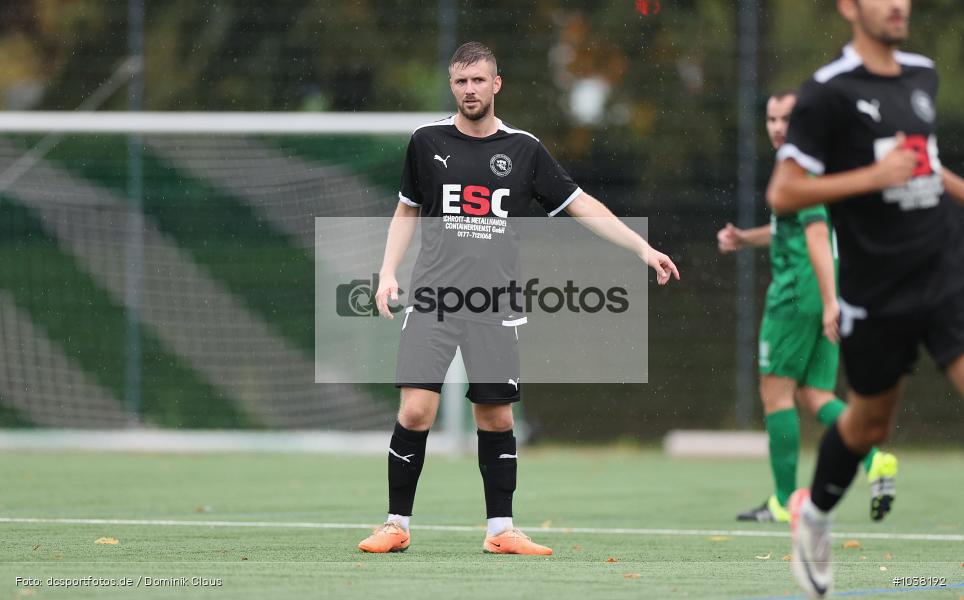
[1,447,961,599]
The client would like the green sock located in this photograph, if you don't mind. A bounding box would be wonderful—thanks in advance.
[815,397,846,427]
[815,397,877,472]
[765,408,800,507]
[861,446,878,473]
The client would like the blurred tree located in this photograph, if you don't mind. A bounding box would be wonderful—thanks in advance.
[4,0,958,245]
[3,0,958,139]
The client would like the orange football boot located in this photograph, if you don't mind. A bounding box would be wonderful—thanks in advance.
[788,487,811,534]
[483,528,552,555]
[358,522,410,553]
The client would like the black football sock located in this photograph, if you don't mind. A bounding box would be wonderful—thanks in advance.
[810,422,867,512]
[387,421,429,517]
[477,429,517,519]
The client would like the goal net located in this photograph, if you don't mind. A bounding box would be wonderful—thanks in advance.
[0,111,474,451]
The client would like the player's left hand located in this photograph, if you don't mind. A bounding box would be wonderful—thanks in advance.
[822,298,840,344]
[374,273,401,319]
[642,248,680,285]
[716,223,743,253]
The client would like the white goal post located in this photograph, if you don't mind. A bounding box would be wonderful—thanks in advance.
[0,111,450,135]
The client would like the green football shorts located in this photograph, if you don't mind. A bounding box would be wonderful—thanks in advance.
[758,312,839,391]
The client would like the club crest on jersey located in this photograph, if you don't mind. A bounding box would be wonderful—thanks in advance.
[489,154,512,177]
[911,89,935,123]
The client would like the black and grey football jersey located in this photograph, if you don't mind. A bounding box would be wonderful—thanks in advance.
[780,44,964,316]
[398,116,582,322]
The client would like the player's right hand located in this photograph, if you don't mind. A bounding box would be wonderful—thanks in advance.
[375,273,400,319]
[873,132,918,189]
[643,247,680,285]
[822,298,840,344]
[716,223,743,253]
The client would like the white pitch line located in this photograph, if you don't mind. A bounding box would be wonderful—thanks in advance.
[1,517,962,543]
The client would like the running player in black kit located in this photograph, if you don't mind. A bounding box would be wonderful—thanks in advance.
[766,0,964,596]
[357,42,679,555]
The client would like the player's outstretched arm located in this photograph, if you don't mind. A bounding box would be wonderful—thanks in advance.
[803,220,839,343]
[375,202,419,319]
[942,168,964,205]
[563,192,680,285]
[767,132,918,214]
[717,223,771,253]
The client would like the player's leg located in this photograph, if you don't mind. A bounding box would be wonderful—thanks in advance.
[738,314,805,523]
[798,328,898,521]
[463,320,551,555]
[796,334,881,472]
[390,387,441,524]
[799,385,898,521]
[806,384,902,515]
[737,374,797,522]
[798,387,872,465]
[791,309,917,597]
[799,311,899,521]
[946,354,964,395]
[790,384,902,598]
[369,388,438,553]
[472,401,549,555]
[358,386,440,553]
[925,288,964,397]
[359,311,456,553]
[473,402,517,534]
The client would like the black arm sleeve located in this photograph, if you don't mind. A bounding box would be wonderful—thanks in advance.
[532,142,581,216]
[398,136,422,207]
[778,79,838,175]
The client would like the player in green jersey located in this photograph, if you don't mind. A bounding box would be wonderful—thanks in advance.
[717,91,897,523]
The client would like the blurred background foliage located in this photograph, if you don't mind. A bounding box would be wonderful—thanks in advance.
[3,0,964,213]
[3,1,964,195]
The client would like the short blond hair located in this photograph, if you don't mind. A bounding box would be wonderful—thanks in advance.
[449,41,498,74]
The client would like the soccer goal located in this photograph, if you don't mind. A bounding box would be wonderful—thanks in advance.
[0,110,477,454]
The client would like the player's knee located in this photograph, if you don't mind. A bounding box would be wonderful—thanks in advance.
[798,389,830,415]
[475,407,514,432]
[397,404,435,430]
[842,412,891,448]
[398,388,439,430]
[760,384,794,413]
[761,394,793,413]
[862,417,892,446]
[478,418,514,432]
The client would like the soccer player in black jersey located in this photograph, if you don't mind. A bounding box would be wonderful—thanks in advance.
[766,0,964,596]
[357,42,679,555]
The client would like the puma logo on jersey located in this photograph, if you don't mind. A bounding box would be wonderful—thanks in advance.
[857,99,881,123]
[433,154,450,168]
[389,448,415,463]
[507,378,519,390]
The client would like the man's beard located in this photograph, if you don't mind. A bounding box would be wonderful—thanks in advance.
[859,14,907,47]
[459,98,491,121]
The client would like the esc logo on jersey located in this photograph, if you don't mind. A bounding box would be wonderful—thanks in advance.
[873,133,944,211]
[442,184,510,217]
[874,133,939,178]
